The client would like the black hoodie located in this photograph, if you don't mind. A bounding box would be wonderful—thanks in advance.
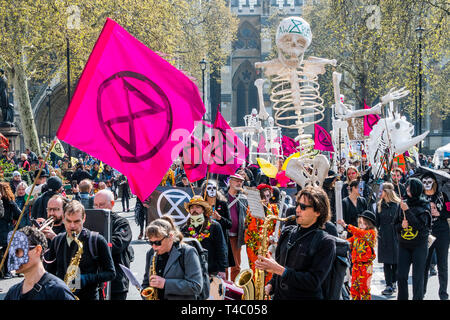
[394,178,431,248]
[421,172,450,235]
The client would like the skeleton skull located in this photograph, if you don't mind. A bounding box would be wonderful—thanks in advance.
[206,181,218,198]
[421,177,434,191]
[276,17,312,68]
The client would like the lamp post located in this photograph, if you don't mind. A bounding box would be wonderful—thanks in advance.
[415,25,424,152]
[199,58,207,137]
[46,87,53,140]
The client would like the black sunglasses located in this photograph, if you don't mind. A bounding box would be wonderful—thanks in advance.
[148,236,167,246]
[296,202,314,211]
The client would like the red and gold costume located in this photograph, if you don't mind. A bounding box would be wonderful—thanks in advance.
[244,203,279,285]
[346,224,377,300]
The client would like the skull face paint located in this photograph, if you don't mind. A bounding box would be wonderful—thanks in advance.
[206,181,218,198]
[7,231,30,272]
[422,178,435,191]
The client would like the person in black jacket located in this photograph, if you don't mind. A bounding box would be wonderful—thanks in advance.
[70,163,93,184]
[201,179,233,271]
[394,178,431,300]
[421,172,449,300]
[44,200,116,300]
[376,182,401,296]
[256,186,336,300]
[181,195,227,278]
[342,178,369,238]
[93,189,133,300]
[0,182,22,278]
[31,176,63,220]
[4,226,76,300]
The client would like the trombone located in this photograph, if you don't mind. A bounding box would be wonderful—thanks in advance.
[38,217,55,231]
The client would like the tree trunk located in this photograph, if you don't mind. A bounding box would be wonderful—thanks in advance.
[13,62,41,155]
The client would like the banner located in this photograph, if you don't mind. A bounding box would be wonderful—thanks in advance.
[56,18,205,201]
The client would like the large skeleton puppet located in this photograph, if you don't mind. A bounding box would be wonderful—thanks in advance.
[255,16,335,188]
[330,71,410,172]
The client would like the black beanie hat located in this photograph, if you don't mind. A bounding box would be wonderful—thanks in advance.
[406,177,424,199]
[47,176,62,192]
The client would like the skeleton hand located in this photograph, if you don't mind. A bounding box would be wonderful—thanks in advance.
[381,87,410,104]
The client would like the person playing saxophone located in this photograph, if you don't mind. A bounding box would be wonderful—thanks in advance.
[44,200,116,300]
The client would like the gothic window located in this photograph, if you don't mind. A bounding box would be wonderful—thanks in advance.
[234,22,260,50]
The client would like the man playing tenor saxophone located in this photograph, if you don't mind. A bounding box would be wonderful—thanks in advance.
[255,186,336,300]
[44,200,116,300]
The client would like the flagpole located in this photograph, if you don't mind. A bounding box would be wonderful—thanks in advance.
[0,138,57,272]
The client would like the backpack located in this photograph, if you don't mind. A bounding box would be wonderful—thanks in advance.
[308,229,350,300]
[179,237,210,300]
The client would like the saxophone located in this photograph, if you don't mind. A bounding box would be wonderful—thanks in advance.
[235,214,295,300]
[141,251,158,300]
[64,231,83,300]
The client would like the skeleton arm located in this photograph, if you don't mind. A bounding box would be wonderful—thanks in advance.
[303,56,337,77]
[254,78,270,120]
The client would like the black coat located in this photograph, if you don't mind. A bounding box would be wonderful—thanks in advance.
[342,196,368,228]
[376,201,400,264]
[31,190,58,220]
[109,212,134,294]
[181,219,228,273]
[394,200,431,249]
[268,223,336,300]
[212,198,234,268]
[45,228,116,300]
[0,199,21,247]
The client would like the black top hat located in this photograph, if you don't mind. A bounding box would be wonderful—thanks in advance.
[358,210,376,225]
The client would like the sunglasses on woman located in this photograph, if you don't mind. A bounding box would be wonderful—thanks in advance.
[148,236,167,246]
[296,202,313,211]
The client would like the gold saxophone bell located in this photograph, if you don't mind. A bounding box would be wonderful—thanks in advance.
[234,269,255,300]
[141,251,158,300]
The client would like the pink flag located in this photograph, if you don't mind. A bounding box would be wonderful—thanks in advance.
[364,100,380,136]
[182,134,207,182]
[206,111,248,175]
[56,18,205,201]
[281,135,299,156]
[314,124,334,152]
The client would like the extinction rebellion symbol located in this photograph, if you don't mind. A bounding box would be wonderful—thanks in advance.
[97,71,173,163]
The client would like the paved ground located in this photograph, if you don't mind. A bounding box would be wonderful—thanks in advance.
[0,196,446,300]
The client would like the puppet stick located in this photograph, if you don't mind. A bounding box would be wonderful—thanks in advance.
[203,171,210,200]
[0,139,57,272]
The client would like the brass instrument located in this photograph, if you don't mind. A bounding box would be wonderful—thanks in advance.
[235,214,295,300]
[141,251,158,300]
[64,231,83,300]
[38,217,54,231]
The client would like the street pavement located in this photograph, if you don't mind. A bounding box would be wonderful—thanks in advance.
[0,196,447,300]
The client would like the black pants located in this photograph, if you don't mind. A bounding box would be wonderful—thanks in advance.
[383,263,397,287]
[397,242,428,300]
[110,291,128,300]
[423,233,449,300]
[122,196,129,211]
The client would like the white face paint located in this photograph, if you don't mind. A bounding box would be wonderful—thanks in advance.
[206,181,217,198]
[422,178,434,191]
[190,214,205,227]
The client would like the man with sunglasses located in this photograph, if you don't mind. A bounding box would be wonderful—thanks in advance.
[255,186,336,300]
[4,226,76,300]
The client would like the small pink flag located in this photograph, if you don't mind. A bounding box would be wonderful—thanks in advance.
[281,135,299,156]
[206,111,248,175]
[314,124,334,152]
[364,100,380,136]
[182,134,207,182]
[257,134,267,154]
[56,18,205,201]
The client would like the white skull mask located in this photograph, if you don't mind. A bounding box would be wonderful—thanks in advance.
[422,178,434,191]
[276,17,312,68]
[206,181,217,198]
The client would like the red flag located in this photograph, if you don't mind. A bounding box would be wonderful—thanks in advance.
[206,111,248,175]
[314,124,334,152]
[0,133,9,150]
[364,100,380,136]
[56,19,205,201]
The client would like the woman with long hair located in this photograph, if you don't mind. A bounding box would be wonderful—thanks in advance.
[0,182,22,278]
[376,182,401,296]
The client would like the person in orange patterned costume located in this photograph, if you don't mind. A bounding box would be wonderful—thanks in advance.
[245,184,279,285]
[338,210,377,300]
